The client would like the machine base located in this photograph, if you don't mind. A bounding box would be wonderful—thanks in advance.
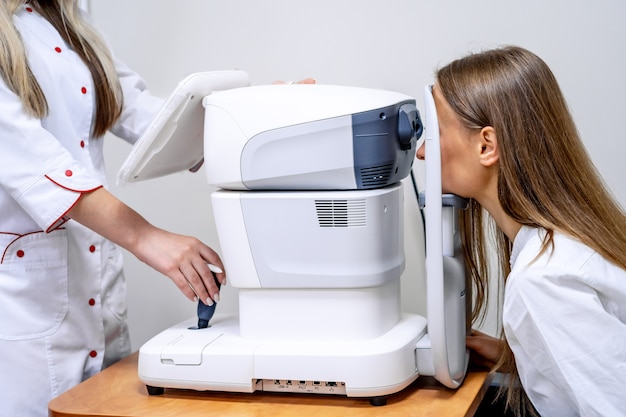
[138,313,428,402]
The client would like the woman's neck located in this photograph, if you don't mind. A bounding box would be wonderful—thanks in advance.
[474,179,522,242]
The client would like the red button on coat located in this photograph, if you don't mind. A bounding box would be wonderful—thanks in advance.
[80,140,85,148]
[89,350,97,358]
[88,298,96,306]
[65,170,73,177]
[81,87,87,94]
[26,7,33,12]
[54,47,62,53]
[16,250,25,258]
[89,245,96,253]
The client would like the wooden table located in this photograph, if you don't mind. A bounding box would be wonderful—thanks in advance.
[49,352,493,417]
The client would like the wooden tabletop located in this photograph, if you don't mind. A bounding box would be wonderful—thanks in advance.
[49,352,493,417]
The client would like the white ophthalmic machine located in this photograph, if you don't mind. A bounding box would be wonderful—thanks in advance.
[118,71,469,405]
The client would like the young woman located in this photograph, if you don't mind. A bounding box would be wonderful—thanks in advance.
[416,46,626,416]
[0,1,226,415]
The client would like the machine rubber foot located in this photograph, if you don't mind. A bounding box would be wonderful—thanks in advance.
[369,396,387,406]
[146,385,165,395]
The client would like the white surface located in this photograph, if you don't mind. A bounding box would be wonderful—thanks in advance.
[138,313,428,397]
[91,0,626,349]
[237,281,401,341]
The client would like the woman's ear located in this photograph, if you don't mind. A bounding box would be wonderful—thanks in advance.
[478,126,499,167]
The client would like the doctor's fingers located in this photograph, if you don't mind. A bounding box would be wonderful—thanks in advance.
[200,249,227,287]
[168,269,203,303]
[194,260,224,303]
[178,262,220,305]
[295,78,316,84]
[272,78,317,85]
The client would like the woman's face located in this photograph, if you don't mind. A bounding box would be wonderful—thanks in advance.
[416,85,488,199]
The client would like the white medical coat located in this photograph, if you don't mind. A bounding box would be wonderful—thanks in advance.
[504,226,626,416]
[0,5,162,416]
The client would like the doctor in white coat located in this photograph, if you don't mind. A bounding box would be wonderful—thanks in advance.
[0,1,226,416]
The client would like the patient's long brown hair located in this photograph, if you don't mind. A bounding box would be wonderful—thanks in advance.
[0,0,122,136]
[437,45,626,416]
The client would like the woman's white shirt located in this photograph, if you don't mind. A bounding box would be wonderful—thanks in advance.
[504,226,626,417]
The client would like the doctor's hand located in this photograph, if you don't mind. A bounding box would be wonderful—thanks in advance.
[466,329,502,371]
[272,78,317,85]
[68,187,226,305]
[132,227,226,305]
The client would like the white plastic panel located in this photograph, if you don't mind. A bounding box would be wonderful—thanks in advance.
[210,191,261,288]
[118,70,250,184]
[238,185,405,289]
[422,85,468,389]
[239,115,357,190]
[238,280,401,342]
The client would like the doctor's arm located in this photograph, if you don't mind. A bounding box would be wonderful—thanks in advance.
[68,187,225,305]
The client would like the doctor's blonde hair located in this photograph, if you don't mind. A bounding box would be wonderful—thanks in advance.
[0,0,122,136]
[437,46,626,416]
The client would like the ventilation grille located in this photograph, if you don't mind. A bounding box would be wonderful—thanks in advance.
[360,164,393,188]
[315,199,366,228]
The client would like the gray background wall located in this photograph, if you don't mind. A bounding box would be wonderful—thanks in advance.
[88,0,626,350]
